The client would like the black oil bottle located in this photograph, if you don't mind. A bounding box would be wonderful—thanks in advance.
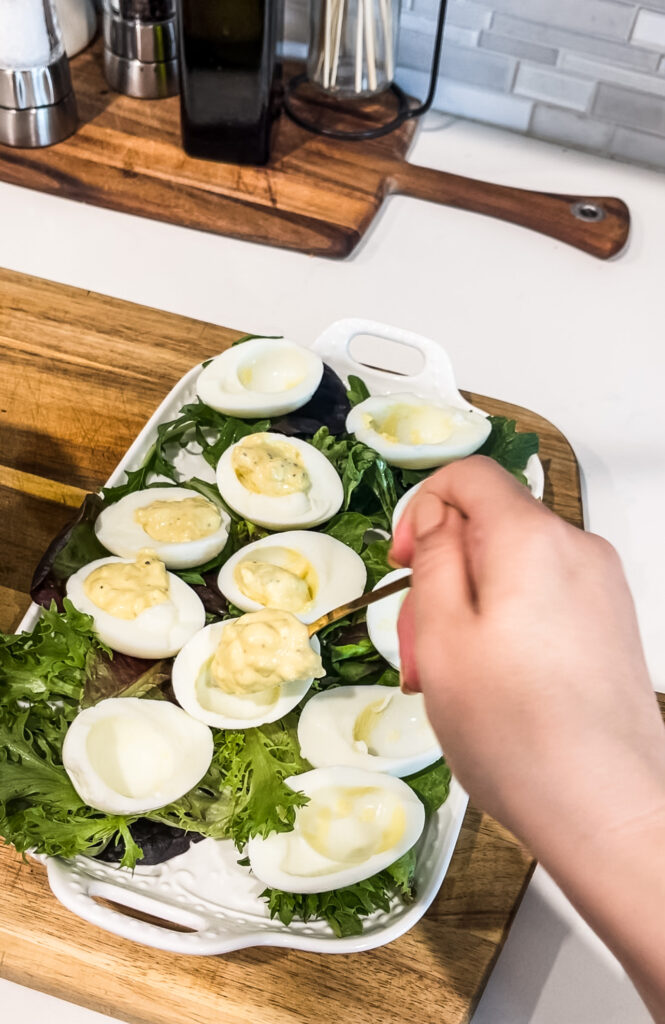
[177,0,282,165]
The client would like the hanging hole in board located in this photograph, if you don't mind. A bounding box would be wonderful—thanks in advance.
[348,334,426,378]
[570,201,606,223]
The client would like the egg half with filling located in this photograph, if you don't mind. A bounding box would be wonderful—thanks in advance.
[217,529,366,624]
[62,697,214,815]
[66,550,205,658]
[196,338,324,418]
[172,609,324,729]
[298,684,441,777]
[346,393,491,469]
[216,432,343,530]
[247,766,425,894]
[95,486,231,570]
[366,567,412,671]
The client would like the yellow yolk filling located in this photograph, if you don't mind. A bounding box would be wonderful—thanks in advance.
[293,786,406,866]
[210,609,324,695]
[134,496,222,543]
[231,436,310,496]
[352,695,393,752]
[83,550,169,620]
[233,547,318,612]
[366,405,455,446]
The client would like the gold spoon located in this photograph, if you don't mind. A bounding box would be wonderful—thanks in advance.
[307,573,411,638]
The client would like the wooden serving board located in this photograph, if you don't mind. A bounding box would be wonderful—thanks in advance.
[0,265,611,1024]
[0,42,629,259]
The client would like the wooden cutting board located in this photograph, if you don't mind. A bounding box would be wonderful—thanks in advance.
[0,42,629,260]
[0,265,618,1024]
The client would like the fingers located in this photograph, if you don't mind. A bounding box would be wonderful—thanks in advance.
[391,457,548,597]
[397,591,421,694]
[397,503,475,695]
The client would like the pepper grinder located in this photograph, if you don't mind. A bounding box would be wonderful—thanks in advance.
[0,0,77,148]
[102,0,179,99]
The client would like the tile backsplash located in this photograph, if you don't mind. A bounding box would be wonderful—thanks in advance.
[286,0,665,171]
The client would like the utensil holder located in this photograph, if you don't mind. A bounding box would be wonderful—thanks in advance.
[308,0,401,98]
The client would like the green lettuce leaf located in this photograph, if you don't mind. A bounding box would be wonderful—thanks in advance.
[0,599,107,708]
[346,375,370,407]
[151,715,311,850]
[477,416,539,485]
[404,759,452,816]
[261,847,417,938]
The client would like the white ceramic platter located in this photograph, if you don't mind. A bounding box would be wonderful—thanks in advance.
[20,319,544,955]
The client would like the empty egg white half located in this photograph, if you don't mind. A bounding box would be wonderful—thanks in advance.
[66,557,206,658]
[217,529,366,624]
[346,393,491,470]
[196,339,324,418]
[216,432,344,530]
[95,487,231,570]
[171,620,319,729]
[366,568,412,671]
[297,684,441,777]
[247,766,425,894]
[391,482,423,535]
[62,697,214,816]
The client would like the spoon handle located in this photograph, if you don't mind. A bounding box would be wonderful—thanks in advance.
[307,573,411,637]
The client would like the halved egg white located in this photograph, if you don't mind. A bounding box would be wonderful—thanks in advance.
[366,567,412,671]
[247,766,425,894]
[346,393,491,470]
[297,684,441,777]
[391,454,545,536]
[172,620,319,728]
[95,487,231,570]
[66,557,205,658]
[196,338,324,418]
[217,530,366,624]
[216,432,343,530]
[62,698,213,815]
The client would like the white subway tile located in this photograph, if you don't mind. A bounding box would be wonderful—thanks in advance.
[488,0,637,40]
[514,64,597,110]
[611,125,665,166]
[593,81,665,132]
[396,66,534,129]
[439,41,517,91]
[631,7,665,48]
[479,30,558,65]
[559,51,665,96]
[490,14,659,70]
[529,104,615,148]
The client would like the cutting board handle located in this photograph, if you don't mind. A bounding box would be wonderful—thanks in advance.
[388,162,630,259]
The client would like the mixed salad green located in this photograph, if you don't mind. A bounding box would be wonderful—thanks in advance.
[0,352,538,936]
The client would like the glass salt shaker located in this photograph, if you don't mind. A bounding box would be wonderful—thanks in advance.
[0,0,77,147]
[308,0,401,98]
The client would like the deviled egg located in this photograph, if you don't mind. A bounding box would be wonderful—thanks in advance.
[95,486,231,570]
[217,530,366,624]
[247,766,425,894]
[366,567,411,671]
[216,432,343,530]
[62,697,214,815]
[196,338,324,418]
[297,685,441,777]
[346,393,491,469]
[172,609,324,729]
[66,550,205,658]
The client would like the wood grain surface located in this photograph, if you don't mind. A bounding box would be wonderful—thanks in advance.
[0,265,588,1024]
[0,42,629,259]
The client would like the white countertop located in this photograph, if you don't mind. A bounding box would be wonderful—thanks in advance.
[0,111,661,1023]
